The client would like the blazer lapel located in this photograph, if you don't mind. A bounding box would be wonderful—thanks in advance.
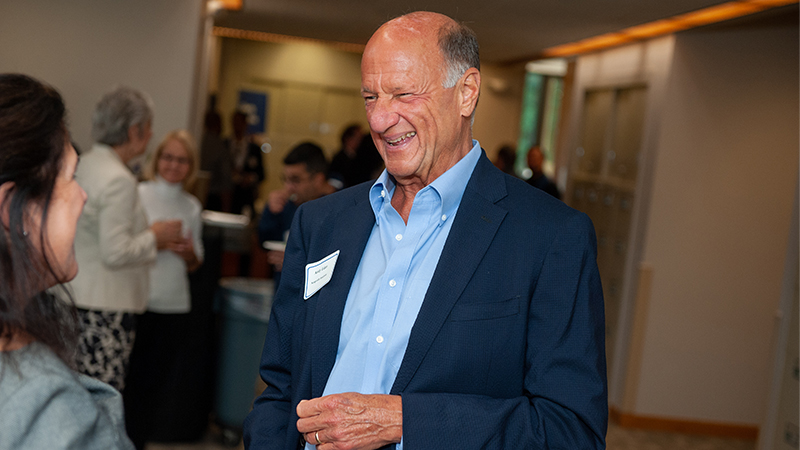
[310,189,376,397]
[391,153,509,394]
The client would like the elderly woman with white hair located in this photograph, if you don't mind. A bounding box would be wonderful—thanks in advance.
[67,86,182,392]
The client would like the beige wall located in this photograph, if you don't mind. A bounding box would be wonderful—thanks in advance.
[566,12,798,427]
[635,22,798,424]
[215,37,526,197]
[0,0,204,155]
[472,63,526,158]
[216,38,367,195]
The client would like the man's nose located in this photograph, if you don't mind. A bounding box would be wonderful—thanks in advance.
[367,99,399,134]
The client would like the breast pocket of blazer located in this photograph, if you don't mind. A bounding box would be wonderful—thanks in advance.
[448,296,521,322]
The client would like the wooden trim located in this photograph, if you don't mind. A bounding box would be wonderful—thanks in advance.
[609,407,759,441]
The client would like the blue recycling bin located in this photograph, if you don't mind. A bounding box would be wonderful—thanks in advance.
[214,278,274,437]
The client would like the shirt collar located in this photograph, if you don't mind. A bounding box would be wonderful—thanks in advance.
[369,140,482,222]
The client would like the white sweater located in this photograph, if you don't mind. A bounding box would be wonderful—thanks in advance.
[138,178,204,313]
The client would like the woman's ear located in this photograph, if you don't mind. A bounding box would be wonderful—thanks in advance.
[0,182,14,230]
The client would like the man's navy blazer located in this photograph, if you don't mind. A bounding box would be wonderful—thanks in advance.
[244,151,608,449]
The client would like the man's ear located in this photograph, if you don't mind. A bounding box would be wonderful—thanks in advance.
[459,68,481,118]
[312,171,327,187]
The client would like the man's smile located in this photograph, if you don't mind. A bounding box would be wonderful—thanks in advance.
[385,131,416,146]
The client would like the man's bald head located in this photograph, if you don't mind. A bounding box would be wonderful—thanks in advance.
[369,12,480,89]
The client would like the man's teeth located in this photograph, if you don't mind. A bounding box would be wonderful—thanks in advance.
[387,132,416,144]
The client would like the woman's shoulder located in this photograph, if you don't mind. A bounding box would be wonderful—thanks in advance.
[77,147,136,197]
[0,343,133,449]
[0,343,80,405]
[179,190,203,214]
[81,145,135,180]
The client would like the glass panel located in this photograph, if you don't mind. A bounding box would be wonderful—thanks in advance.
[540,77,563,177]
[576,89,613,175]
[609,87,647,181]
[568,86,647,376]
[515,72,545,173]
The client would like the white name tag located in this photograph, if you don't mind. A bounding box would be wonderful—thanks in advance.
[304,250,340,300]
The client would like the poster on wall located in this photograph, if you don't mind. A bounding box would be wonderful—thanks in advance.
[237,90,269,135]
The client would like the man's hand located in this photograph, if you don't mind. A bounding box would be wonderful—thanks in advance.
[296,393,402,450]
[267,250,285,272]
[268,189,290,214]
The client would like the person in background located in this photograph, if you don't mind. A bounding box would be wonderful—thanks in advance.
[200,109,233,211]
[493,143,517,177]
[0,73,134,449]
[123,130,204,449]
[354,128,386,184]
[67,86,182,392]
[526,144,561,199]
[257,142,334,289]
[227,110,264,215]
[328,124,364,189]
[244,11,605,450]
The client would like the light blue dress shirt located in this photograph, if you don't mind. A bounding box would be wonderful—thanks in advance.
[305,141,481,450]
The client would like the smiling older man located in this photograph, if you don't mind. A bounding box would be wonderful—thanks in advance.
[244,11,607,450]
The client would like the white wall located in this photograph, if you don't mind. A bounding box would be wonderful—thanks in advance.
[0,0,204,154]
[635,21,798,424]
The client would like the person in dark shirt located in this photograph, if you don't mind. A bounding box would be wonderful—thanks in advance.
[526,145,561,199]
[226,110,265,215]
[200,110,233,211]
[328,124,364,189]
[257,142,335,288]
[329,124,386,189]
[493,143,518,177]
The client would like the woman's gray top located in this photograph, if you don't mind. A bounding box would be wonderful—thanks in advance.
[0,342,134,449]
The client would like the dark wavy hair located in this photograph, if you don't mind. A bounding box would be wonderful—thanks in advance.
[284,142,329,175]
[0,74,78,364]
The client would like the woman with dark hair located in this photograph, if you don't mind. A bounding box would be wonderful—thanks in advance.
[0,73,134,448]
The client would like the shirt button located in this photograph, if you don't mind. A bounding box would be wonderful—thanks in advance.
[441,214,447,221]
[389,279,397,287]
[376,335,384,344]
[395,234,403,241]
[381,190,386,198]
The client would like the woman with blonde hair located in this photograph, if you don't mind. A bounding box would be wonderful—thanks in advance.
[123,129,204,449]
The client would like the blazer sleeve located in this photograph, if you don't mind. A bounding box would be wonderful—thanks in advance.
[401,212,607,449]
[244,205,308,450]
[97,175,157,269]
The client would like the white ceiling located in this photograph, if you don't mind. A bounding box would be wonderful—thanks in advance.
[213,0,742,63]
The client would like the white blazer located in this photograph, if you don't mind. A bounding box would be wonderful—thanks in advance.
[66,144,157,313]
